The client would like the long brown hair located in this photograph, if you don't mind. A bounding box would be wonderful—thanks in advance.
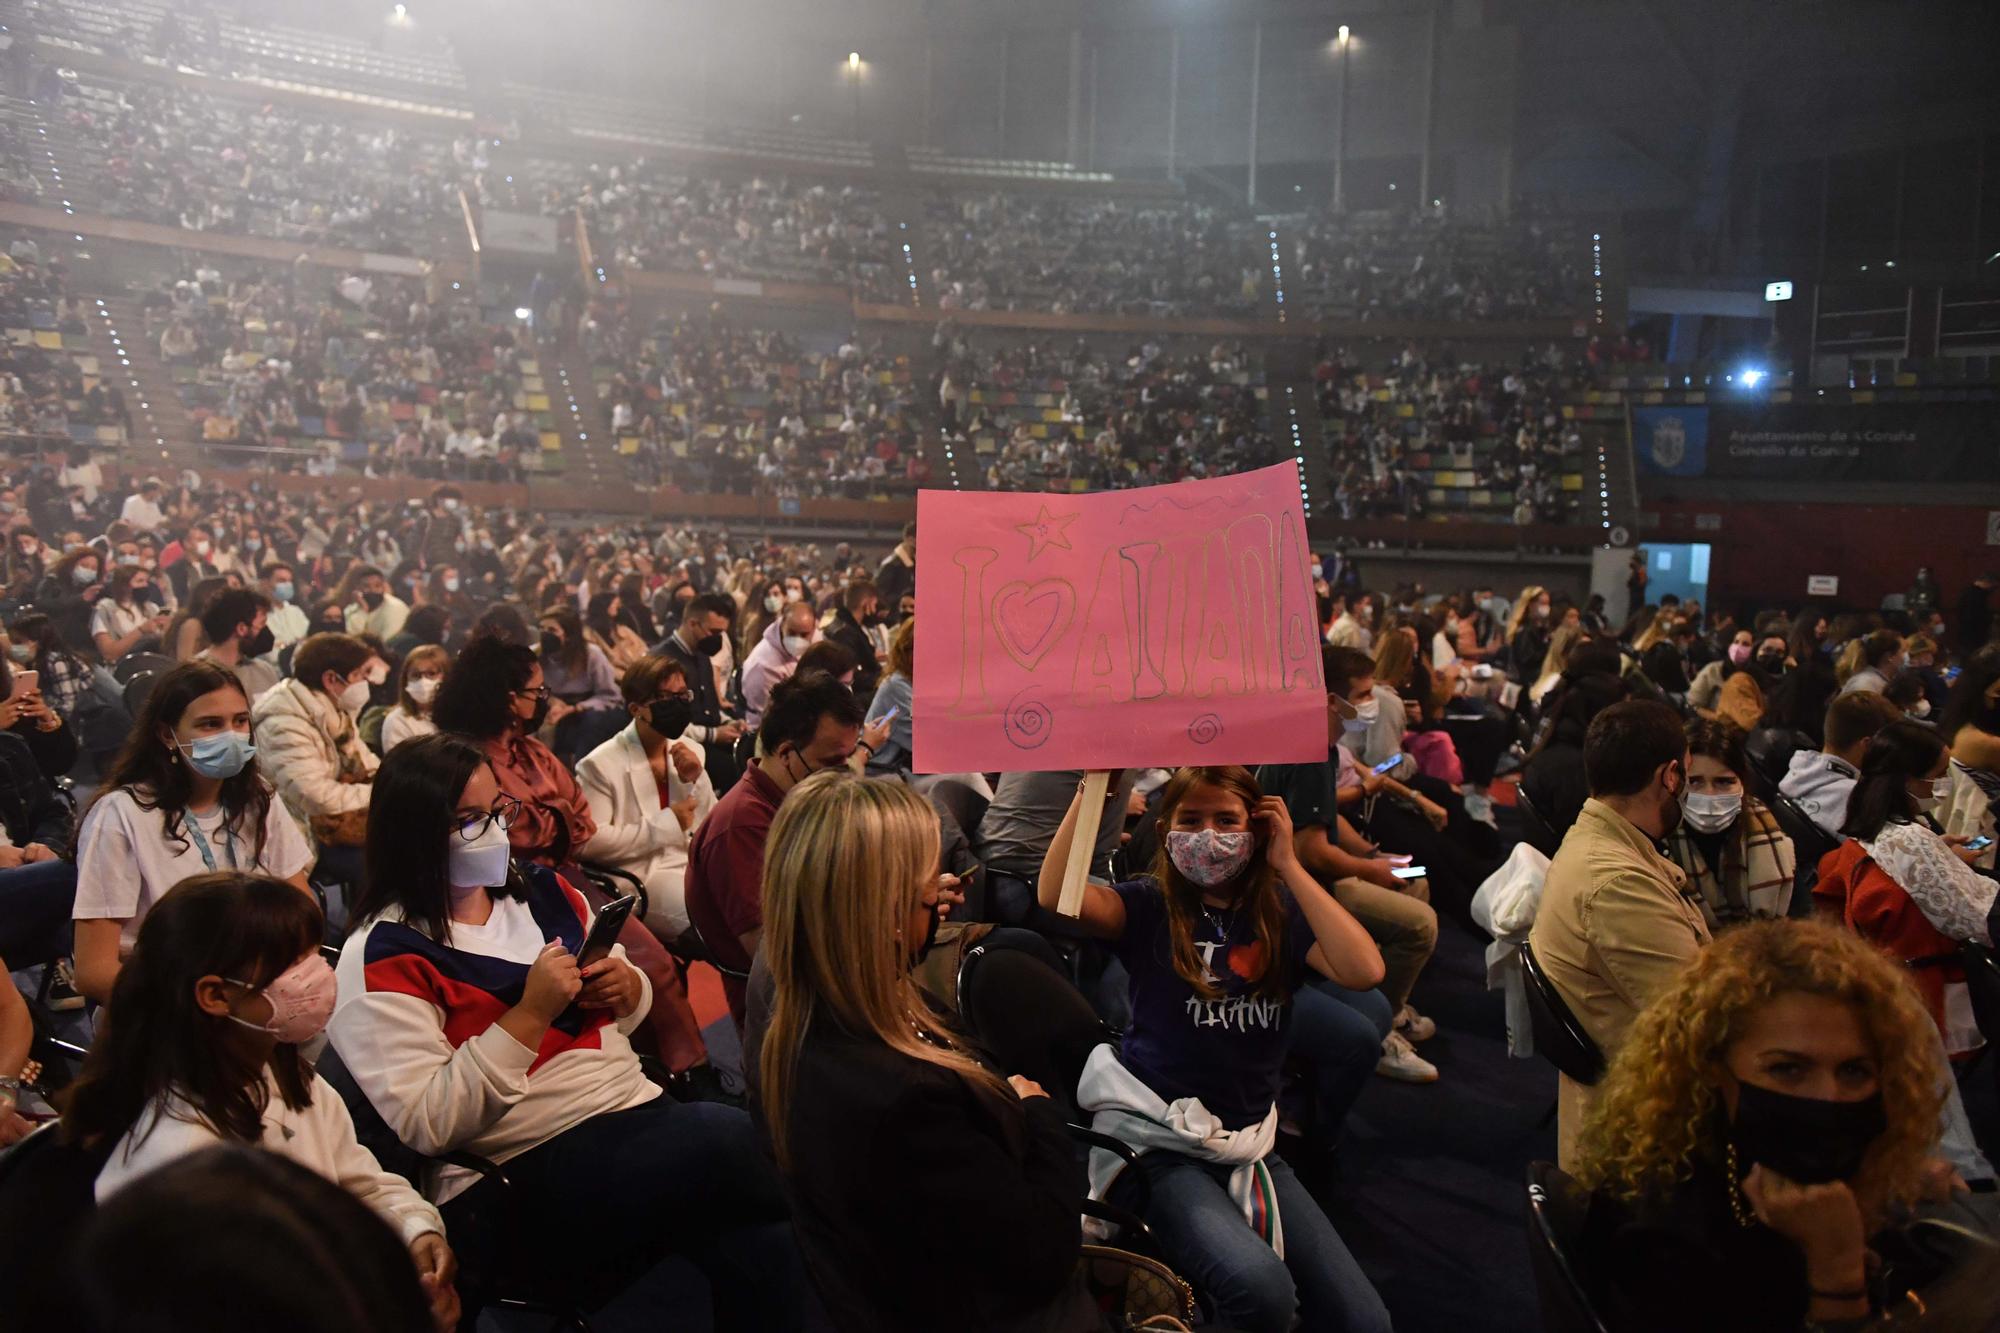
[1148,766,1289,1002]
[759,770,1006,1171]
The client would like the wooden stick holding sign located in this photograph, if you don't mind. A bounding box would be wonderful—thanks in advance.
[1056,770,1111,918]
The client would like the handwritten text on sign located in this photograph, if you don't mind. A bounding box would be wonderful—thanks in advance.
[912,464,1328,773]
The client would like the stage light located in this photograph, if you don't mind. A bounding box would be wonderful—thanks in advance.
[848,52,861,70]
[1337,24,1350,44]
[393,3,406,16]
[514,306,531,320]
[1737,366,1766,389]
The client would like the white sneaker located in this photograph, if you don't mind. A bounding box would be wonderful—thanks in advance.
[1395,1004,1437,1042]
[1376,1031,1439,1083]
[1464,791,1497,828]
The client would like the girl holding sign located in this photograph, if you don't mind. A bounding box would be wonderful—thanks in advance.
[1038,765,1393,1333]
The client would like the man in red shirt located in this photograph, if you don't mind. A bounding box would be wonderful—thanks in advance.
[685,671,864,1026]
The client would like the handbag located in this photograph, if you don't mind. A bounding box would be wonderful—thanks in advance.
[1077,1245,1196,1330]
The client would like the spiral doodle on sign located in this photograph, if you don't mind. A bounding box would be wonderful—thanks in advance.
[1186,713,1224,745]
[1002,688,1056,750]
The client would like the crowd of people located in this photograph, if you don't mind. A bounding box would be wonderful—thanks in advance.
[0,446,1993,1330]
[934,327,1274,492]
[144,262,541,480]
[0,239,130,448]
[1317,340,1592,524]
[581,306,926,497]
[1290,207,1590,324]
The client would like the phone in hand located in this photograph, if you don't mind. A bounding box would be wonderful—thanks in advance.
[1967,835,1995,853]
[1371,756,1401,775]
[1391,865,1427,881]
[574,894,638,972]
[878,705,900,723]
[5,670,37,703]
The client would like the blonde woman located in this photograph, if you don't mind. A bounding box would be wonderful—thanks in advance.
[756,771,1096,1333]
[1573,919,1951,1333]
[1506,584,1552,683]
[1530,622,1585,706]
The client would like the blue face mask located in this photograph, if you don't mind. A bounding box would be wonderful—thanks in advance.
[73,565,98,586]
[179,730,255,779]
[271,581,294,604]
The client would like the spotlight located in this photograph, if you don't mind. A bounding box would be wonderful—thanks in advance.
[847,52,861,70]
[514,307,532,320]
[1736,367,1767,389]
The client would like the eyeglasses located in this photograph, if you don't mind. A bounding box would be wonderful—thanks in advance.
[655,689,694,704]
[513,685,550,702]
[453,794,521,842]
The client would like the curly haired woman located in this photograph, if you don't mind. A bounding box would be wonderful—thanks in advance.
[1572,919,1953,1333]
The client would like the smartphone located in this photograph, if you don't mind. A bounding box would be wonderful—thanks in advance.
[574,894,638,972]
[1391,865,1427,881]
[5,670,37,702]
[879,706,900,723]
[1968,836,1996,853]
[1370,756,1401,775]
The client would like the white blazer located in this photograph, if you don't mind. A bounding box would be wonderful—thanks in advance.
[576,722,715,938]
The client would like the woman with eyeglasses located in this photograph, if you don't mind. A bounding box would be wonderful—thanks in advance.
[331,734,804,1327]
[431,635,710,1079]
[72,662,315,1006]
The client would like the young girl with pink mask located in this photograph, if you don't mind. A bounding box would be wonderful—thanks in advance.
[1038,765,1393,1333]
[61,872,462,1331]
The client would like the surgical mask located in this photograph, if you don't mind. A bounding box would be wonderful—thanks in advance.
[224,954,338,1045]
[73,564,98,586]
[1729,1081,1886,1186]
[540,629,563,655]
[406,676,440,707]
[1347,695,1381,727]
[1680,790,1741,835]
[1728,643,1751,666]
[244,538,261,552]
[361,590,384,610]
[7,644,32,664]
[764,594,783,613]
[117,553,140,566]
[193,540,211,557]
[443,576,460,593]
[1166,828,1255,888]
[648,698,693,738]
[271,580,294,603]
[442,498,460,512]
[1913,776,1950,812]
[241,626,274,658]
[782,633,810,658]
[1908,699,1931,720]
[694,632,723,657]
[1310,562,1323,580]
[179,729,255,779]
[448,818,513,891]
[1756,651,1786,674]
[336,678,371,714]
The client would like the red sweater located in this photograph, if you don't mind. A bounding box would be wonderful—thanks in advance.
[1814,840,1962,1042]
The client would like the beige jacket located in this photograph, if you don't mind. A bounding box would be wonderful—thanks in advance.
[251,677,380,820]
[1528,797,1711,1169]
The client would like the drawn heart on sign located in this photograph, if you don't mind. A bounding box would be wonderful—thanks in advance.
[992,579,1075,672]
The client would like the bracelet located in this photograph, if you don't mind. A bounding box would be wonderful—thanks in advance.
[856,740,875,756]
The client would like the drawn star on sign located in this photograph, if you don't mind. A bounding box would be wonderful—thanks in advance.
[1014,503,1078,561]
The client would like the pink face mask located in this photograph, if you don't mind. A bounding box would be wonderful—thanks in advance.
[1728,642,1752,666]
[226,954,338,1045]
[1166,828,1254,888]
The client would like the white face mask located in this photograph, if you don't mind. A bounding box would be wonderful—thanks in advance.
[1908,699,1931,720]
[1680,791,1741,835]
[406,677,440,707]
[336,678,371,714]
[764,594,784,613]
[782,633,810,658]
[447,818,512,893]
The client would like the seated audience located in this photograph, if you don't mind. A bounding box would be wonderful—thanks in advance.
[7,611,96,731]
[686,671,862,1026]
[60,872,459,1331]
[1664,718,1795,929]
[1528,699,1710,1168]
[1038,765,1391,1333]
[380,645,446,753]
[741,599,818,733]
[1779,691,1904,837]
[332,735,803,1326]
[577,655,715,944]
[654,592,746,782]
[1838,629,1905,696]
[91,564,173,661]
[343,566,409,642]
[1520,643,1629,838]
[585,592,650,674]
[758,770,1097,1333]
[73,662,313,1004]
[820,579,882,702]
[1574,919,1949,1333]
[195,586,279,701]
[1815,721,1995,1055]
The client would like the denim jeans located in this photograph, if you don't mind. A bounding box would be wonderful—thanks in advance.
[440,1097,806,1330]
[0,859,77,967]
[1110,1150,1393,1333]
[1290,982,1393,1136]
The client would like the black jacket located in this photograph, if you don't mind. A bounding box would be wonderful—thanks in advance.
[874,547,915,609]
[824,606,881,701]
[771,1018,1087,1333]
[0,730,70,849]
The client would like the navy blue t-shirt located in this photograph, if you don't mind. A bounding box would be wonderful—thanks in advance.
[1109,876,1315,1130]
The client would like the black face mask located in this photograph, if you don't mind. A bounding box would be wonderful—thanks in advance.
[648,698,693,738]
[908,897,942,968]
[361,590,384,610]
[525,696,550,732]
[241,626,275,658]
[539,629,563,656]
[693,631,723,657]
[1755,652,1786,675]
[1730,1081,1887,1185]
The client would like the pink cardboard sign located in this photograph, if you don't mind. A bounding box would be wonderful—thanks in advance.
[912,463,1328,774]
